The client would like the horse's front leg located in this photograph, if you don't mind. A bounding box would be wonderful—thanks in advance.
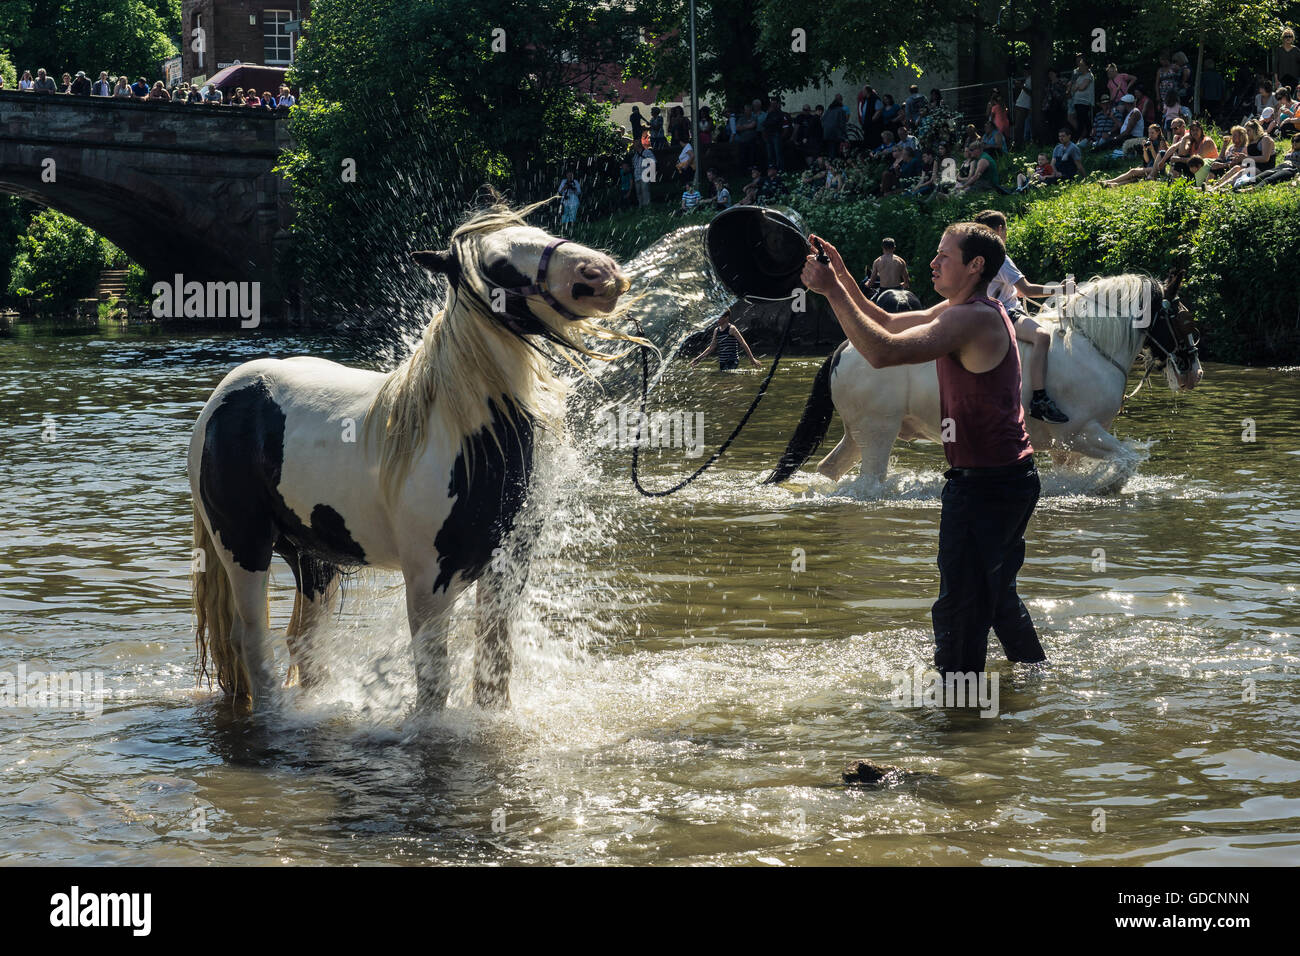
[473,523,537,709]
[816,430,860,480]
[1064,420,1131,461]
[404,573,462,712]
[473,569,516,709]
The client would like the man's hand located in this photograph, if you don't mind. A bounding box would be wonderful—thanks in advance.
[806,234,850,281]
[801,234,846,296]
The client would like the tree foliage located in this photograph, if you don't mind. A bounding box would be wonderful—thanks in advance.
[0,1,178,80]
[7,209,112,311]
[281,0,647,315]
[636,0,952,111]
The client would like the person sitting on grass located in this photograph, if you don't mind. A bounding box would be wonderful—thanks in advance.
[951,140,999,195]
[1238,132,1300,188]
[1045,127,1085,182]
[706,168,732,210]
[1265,88,1296,137]
[1156,119,1218,178]
[1016,153,1055,191]
[1209,119,1275,190]
[689,307,761,371]
[1103,124,1169,186]
[904,148,939,196]
[740,166,763,205]
[678,182,703,215]
[1209,126,1249,178]
[972,209,1070,423]
[756,164,788,203]
[1085,94,1117,147]
[882,146,924,195]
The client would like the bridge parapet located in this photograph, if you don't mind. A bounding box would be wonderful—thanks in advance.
[0,90,294,315]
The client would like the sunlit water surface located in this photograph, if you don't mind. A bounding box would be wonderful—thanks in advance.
[1,300,1297,866]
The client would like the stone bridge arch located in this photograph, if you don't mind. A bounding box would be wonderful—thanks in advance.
[0,90,292,304]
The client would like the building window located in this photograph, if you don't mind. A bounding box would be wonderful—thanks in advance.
[263,9,293,65]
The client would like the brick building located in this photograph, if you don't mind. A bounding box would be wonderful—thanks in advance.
[181,0,309,83]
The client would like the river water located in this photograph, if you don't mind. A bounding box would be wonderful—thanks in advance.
[1,307,1298,865]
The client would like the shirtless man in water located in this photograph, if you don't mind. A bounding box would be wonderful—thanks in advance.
[862,237,911,300]
[802,223,1048,686]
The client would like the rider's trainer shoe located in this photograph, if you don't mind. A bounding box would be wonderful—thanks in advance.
[1029,392,1070,424]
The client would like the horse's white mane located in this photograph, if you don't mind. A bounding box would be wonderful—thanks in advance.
[1033,274,1157,369]
[366,201,641,498]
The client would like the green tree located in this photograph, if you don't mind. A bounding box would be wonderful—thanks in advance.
[281,0,646,314]
[7,208,111,311]
[636,0,952,111]
[0,1,178,80]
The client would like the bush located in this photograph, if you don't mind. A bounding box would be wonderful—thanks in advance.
[6,210,111,312]
[1009,180,1300,364]
[0,49,16,90]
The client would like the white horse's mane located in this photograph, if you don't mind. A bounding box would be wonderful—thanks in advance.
[366,201,642,498]
[1032,274,1157,369]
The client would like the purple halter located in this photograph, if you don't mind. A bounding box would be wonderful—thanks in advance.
[496,238,584,322]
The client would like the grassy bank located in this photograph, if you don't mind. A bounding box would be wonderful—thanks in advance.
[572,142,1297,365]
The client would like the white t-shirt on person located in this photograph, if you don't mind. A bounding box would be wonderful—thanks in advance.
[988,255,1025,315]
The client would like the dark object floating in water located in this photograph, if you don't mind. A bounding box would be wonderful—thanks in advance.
[706,205,809,301]
[842,760,905,787]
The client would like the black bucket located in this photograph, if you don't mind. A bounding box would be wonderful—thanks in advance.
[705,205,810,301]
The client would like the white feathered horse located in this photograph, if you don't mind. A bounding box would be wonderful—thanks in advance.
[767,273,1203,489]
[189,201,637,711]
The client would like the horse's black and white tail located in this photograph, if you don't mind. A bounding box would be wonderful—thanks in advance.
[192,504,249,702]
[764,343,844,484]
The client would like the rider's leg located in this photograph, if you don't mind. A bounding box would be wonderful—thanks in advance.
[1014,314,1069,424]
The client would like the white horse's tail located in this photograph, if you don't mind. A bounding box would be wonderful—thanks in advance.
[765,342,843,483]
[192,504,249,702]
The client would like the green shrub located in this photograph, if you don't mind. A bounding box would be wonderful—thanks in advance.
[0,49,16,90]
[6,210,111,312]
[1009,180,1300,364]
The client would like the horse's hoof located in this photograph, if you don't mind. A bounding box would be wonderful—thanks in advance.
[842,760,903,787]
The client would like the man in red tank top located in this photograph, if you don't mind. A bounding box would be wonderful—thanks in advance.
[801,224,1047,680]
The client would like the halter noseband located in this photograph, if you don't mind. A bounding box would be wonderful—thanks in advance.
[1144,296,1200,377]
[495,238,586,323]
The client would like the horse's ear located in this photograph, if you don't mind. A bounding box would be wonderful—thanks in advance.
[1163,267,1184,299]
[411,249,458,275]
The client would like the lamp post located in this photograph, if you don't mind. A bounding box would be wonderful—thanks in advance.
[689,0,700,191]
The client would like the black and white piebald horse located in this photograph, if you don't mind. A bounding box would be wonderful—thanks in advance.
[768,273,1203,490]
[189,202,637,711]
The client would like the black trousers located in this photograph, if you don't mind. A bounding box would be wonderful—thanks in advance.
[931,463,1047,674]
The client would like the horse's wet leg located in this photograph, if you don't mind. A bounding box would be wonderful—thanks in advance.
[226,565,277,707]
[817,431,860,480]
[473,569,519,709]
[405,581,459,713]
[277,539,338,689]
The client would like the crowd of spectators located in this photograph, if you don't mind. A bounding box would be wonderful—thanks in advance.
[616,24,1300,215]
[1,67,296,109]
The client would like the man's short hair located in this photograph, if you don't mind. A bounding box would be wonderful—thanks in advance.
[882,237,896,249]
[972,209,1007,231]
[944,222,1006,284]
[1059,127,1073,137]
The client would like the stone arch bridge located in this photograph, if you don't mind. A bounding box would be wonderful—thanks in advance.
[0,90,292,307]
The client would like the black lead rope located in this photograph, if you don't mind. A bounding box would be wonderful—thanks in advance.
[628,236,826,498]
[630,308,795,497]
